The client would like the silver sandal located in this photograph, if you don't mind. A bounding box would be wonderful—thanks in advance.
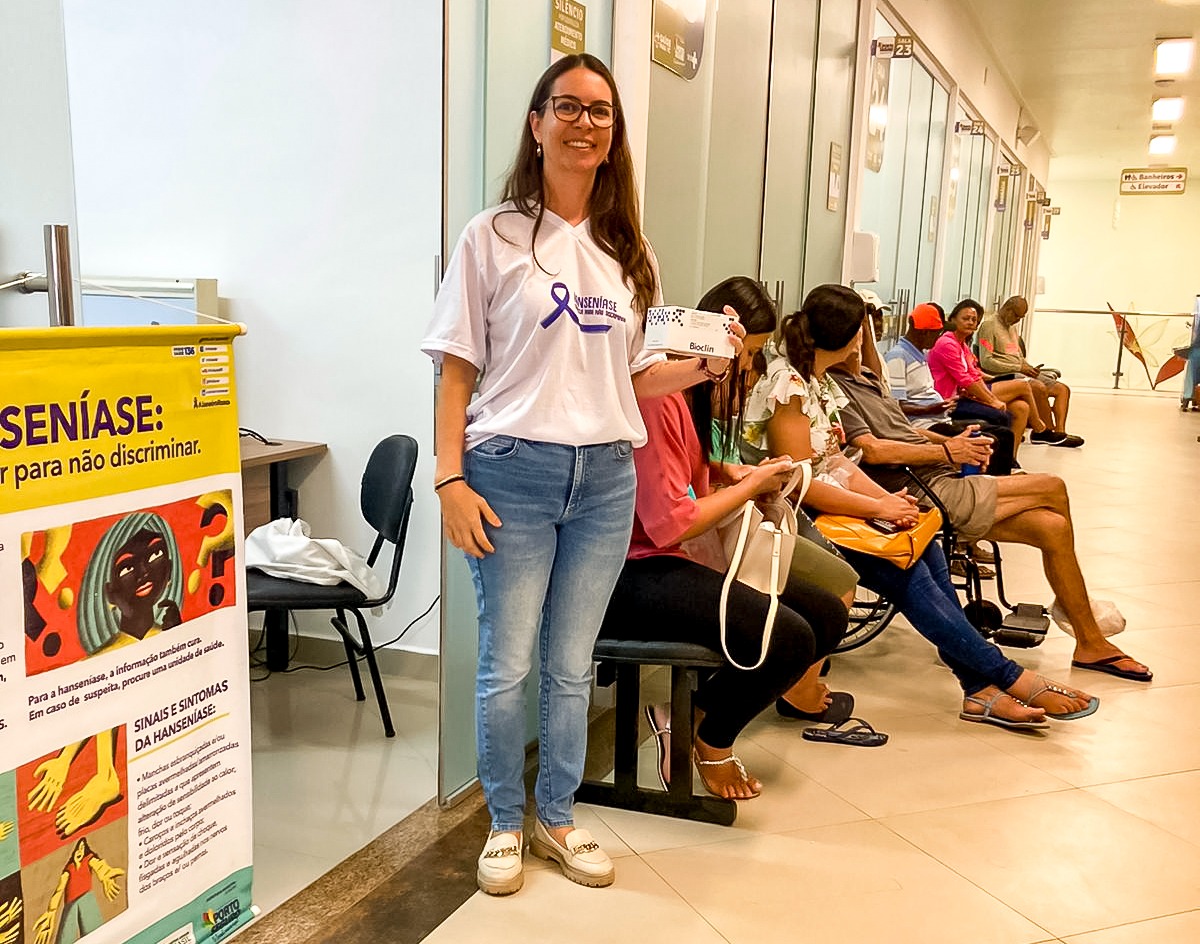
[960,689,1047,730]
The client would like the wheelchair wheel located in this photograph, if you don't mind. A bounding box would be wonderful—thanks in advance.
[963,599,1003,638]
[835,588,897,653]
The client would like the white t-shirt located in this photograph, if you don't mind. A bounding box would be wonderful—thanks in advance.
[422,204,664,449]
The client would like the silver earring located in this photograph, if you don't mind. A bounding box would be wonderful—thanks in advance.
[536,142,543,158]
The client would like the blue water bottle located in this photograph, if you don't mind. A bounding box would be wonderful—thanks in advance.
[960,430,983,476]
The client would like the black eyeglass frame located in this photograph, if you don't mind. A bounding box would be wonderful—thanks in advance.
[542,95,618,128]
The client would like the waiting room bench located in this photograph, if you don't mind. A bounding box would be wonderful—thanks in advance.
[576,638,736,826]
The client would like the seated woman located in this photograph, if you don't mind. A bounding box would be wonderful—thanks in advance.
[698,278,860,721]
[601,277,851,799]
[928,299,1049,456]
[743,284,1098,730]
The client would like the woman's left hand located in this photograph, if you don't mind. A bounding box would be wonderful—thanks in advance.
[702,305,746,377]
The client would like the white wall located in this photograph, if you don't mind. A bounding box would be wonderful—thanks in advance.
[1029,177,1198,390]
[62,0,444,651]
[0,0,80,328]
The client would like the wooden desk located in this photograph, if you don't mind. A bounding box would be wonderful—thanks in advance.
[239,438,328,535]
[240,437,327,672]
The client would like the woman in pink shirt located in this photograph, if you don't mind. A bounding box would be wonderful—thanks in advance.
[600,278,851,800]
[927,299,1046,455]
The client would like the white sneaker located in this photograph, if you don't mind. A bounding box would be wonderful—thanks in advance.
[477,831,523,896]
[529,819,614,887]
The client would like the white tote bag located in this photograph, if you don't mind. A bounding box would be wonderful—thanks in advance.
[716,460,813,670]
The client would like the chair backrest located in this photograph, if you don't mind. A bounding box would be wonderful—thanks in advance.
[360,435,419,545]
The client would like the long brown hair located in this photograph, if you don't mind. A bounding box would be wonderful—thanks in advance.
[496,54,658,318]
[781,284,864,379]
[690,277,777,462]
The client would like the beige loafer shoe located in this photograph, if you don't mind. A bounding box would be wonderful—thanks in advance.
[477,831,523,896]
[529,819,614,888]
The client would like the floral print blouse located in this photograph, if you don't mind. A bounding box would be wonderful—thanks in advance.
[743,341,848,480]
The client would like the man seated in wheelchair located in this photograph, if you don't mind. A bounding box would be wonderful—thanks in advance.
[744,284,1099,730]
[827,344,1152,684]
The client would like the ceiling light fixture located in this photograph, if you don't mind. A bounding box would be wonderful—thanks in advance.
[1152,97,1185,121]
[1149,134,1177,155]
[1155,38,1194,77]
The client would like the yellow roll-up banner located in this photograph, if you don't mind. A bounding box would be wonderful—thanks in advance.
[1,326,253,944]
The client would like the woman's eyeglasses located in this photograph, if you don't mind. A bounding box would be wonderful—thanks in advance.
[544,95,616,128]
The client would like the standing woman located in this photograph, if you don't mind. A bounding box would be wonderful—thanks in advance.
[422,55,740,896]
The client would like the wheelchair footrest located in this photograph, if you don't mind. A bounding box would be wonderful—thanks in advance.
[992,603,1049,648]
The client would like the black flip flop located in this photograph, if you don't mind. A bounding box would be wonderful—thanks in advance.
[801,717,888,748]
[1071,656,1153,683]
[776,691,855,724]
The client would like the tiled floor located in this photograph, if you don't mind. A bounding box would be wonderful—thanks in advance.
[249,648,438,913]
[248,391,1200,943]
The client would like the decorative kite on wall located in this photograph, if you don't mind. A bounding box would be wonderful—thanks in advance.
[1106,304,1187,388]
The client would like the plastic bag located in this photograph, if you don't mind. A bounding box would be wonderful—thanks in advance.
[1049,598,1125,637]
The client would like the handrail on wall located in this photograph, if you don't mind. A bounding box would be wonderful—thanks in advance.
[1034,302,1196,390]
[1037,306,1192,318]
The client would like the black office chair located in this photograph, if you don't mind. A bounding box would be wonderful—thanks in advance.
[247,434,418,737]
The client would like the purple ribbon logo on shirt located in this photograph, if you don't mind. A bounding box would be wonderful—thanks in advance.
[541,283,611,333]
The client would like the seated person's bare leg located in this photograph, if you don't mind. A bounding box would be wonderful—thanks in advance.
[986,495,1151,677]
[1028,378,1056,430]
[1049,381,1071,432]
[992,380,1047,433]
[780,664,831,714]
[693,714,762,799]
[1007,400,1030,455]
[778,588,853,713]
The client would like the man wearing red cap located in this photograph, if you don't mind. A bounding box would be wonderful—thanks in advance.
[884,302,1015,474]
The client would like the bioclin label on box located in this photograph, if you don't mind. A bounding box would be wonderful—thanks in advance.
[644,307,737,358]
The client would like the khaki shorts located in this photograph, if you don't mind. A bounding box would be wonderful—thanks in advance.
[929,474,998,542]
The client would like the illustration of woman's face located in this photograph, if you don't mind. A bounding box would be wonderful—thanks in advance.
[108,528,171,613]
[72,841,87,864]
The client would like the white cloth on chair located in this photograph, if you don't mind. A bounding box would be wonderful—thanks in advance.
[245,518,386,599]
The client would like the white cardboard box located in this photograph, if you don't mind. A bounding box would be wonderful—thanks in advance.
[644,306,737,358]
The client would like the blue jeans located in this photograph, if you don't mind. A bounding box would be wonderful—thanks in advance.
[951,398,1011,427]
[465,436,635,833]
[839,543,1021,695]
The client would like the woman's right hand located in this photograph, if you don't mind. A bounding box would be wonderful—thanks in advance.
[438,481,502,558]
[872,488,920,526]
[745,456,796,496]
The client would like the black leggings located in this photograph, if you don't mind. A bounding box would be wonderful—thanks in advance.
[601,556,848,749]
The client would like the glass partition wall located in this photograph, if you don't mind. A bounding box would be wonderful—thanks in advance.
[856,11,948,335]
[642,0,856,316]
[985,151,1025,311]
[850,6,1042,336]
[939,108,995,307]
